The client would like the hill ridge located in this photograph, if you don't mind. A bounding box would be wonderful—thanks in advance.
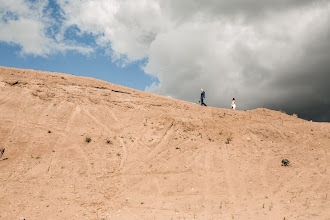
[0,66,329,219]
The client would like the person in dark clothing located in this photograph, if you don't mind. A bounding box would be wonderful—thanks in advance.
[200,88,207,106]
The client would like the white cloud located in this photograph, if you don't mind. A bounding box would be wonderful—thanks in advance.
[57,0,168,62]
[0,0,92,56]
[0,18,48,55]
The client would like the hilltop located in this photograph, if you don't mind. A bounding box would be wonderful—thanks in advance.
[0,66,329,219]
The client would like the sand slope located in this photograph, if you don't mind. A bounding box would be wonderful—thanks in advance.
[0,66,329,220]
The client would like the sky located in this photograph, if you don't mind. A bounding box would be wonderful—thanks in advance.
[0,0,329,122]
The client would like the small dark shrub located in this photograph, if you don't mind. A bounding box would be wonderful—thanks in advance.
[282,159,290,166]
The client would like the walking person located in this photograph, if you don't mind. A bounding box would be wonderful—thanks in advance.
[231,98,236,110]
[200,89,207,106]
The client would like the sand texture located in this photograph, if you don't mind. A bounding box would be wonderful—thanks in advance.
[0,66,329,219]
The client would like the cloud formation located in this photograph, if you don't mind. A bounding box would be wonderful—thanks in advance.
[56,0,167,63]
[1,0,329,120]
[57,0,330,121]
[0,0,92,56]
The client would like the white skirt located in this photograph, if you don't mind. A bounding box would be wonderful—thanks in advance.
[231,104,236,110]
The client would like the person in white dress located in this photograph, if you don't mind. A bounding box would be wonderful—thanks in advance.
[231,98,236,110]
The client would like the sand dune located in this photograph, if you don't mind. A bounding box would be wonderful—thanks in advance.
[0,66,329,219]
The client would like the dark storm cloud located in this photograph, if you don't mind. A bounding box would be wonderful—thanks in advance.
[265,34,330,121]
[161,0,326,21]
[262,16,330,121]
[145,0,330,122]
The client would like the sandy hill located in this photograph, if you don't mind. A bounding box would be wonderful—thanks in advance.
[0,66,329,220]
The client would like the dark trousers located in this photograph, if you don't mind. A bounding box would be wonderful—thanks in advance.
[201,99,207,106]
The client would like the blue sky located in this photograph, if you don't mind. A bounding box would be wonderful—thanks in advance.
[0,0,329,121]
[0,42,157,91]
[0,0,157,91]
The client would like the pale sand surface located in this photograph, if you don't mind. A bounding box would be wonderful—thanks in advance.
[0,66,329,219]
